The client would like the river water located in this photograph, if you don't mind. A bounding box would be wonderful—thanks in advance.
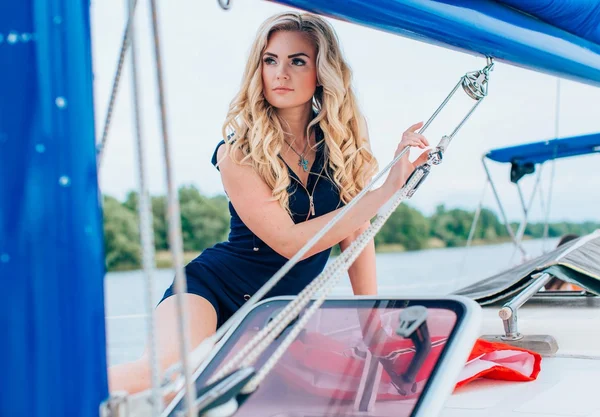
[105,238,557,365]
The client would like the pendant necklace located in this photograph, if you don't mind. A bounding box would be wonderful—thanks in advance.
[284,135,310,172]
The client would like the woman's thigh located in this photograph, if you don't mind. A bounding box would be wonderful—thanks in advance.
[109,294,217,394]
[150,293,218,369]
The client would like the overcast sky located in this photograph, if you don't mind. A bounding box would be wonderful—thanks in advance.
[91,0,600,222]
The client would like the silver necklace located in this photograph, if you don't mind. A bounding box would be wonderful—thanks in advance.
[284,135,310,172]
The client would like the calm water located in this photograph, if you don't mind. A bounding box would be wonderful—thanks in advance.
[105,238,557,365]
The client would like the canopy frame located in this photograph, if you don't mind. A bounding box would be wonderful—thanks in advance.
[466,131,600,266]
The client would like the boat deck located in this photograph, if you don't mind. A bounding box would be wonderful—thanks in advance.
[443,296,600,417]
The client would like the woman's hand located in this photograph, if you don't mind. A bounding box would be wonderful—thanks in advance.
[383,122,430,193]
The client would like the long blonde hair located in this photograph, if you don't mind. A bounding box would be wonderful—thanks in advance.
[221,12,378,213]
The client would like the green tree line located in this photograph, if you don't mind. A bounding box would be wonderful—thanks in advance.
[103,186,600,271]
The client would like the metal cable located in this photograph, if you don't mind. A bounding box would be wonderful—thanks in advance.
[205,62,493,386]
[229,64,495,389]
[126,0,162,413]
[199,61,493,364]
[97,0,139,165]
[173,60,492,410]
[543,78,561,250]
[457,180,489,287]
[146,1,195,415]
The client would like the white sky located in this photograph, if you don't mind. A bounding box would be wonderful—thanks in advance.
[91,0,600,222]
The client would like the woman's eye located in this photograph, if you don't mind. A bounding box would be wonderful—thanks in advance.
[263,57,276,65]
[292,58,306,66]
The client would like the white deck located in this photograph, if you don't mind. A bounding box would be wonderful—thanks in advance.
[443,296,600,417]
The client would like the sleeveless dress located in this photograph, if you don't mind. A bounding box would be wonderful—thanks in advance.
[160,125,343,328]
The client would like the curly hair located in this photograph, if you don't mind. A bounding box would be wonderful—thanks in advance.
[221,12,378,213]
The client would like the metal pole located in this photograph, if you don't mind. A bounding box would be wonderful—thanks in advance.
[510,165,544,263]
[499,272,553,340]
[482,156,527,257]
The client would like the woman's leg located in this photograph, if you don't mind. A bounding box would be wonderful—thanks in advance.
[108,294,218,394]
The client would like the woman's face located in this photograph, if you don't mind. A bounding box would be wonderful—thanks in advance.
[261,30,318,110]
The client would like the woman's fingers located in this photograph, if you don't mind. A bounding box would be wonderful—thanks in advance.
[407,121,424,133]
[415,133,430,147]
[402,131,430,148]
[415,151,429,165]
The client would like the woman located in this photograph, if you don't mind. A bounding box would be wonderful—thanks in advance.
[109,11,429,394]
[544,234,583,291]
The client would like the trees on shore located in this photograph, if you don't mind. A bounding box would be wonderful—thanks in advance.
[103,187,599,271]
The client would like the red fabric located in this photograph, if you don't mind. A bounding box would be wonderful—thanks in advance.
[276,334,542,400]
[454,338,542,389]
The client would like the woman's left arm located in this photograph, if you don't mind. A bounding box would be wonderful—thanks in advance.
[340,221,377,295]
[341,116,378,295]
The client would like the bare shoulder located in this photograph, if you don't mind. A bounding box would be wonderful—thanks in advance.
[215,142,296,258]
[215,142,248,172]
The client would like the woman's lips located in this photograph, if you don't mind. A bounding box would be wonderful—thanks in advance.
[273,87,294,93]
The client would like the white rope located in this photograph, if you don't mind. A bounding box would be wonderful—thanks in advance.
[171,61,492,413]
[200,62,492,389]
[126,0,162,413]
[204,146,412,356]
[146,0,195,414]
[152,147,411,400]
[207,167,423,387]
[242,170,425,393]
[207,146,412,384]
[205,65,493,392]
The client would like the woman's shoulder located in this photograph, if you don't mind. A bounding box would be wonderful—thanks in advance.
[212,133,240,171]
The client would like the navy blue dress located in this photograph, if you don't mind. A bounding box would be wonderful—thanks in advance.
[161,125,342,328]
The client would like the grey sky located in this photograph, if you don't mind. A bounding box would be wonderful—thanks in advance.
[92,1,600,222]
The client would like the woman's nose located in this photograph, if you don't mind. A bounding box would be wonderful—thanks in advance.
[276,68,290,80]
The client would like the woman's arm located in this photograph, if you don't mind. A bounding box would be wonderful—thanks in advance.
[340,117,377,295]
[218,147,391,259]
[339,221,377,295]
[217,122,428,260]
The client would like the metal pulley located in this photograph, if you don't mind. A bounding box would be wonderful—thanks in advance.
[402,58,494,198]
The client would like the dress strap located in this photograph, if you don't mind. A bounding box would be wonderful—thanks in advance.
[211,140,226,171]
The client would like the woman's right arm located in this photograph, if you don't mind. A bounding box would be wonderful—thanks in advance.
[217,123,429,260]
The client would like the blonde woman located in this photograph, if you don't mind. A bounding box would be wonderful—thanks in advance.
[109,11,429,394]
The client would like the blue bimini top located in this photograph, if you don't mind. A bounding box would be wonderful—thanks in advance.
[192,123,343,300]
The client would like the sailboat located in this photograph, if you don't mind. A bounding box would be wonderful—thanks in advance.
[2,1,600,417]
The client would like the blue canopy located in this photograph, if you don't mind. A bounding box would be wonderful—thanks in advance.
[498,0,600,45]
[271,0,600,86]
[485,132,600,165]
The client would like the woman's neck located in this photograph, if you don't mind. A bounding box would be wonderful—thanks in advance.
[276,103,313,144]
